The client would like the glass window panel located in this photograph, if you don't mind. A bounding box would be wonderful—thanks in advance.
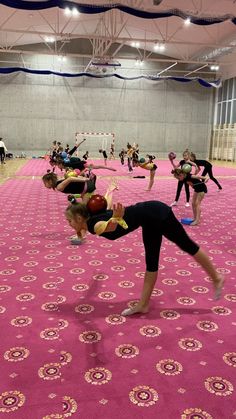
[233,78,236,99]
[232,100,236,123]
[217,85,223,102]
[226,101,231,124]
[221,102,226,124]
[217,103,221,125]
[228,78,234,100]
[222,80,228,101]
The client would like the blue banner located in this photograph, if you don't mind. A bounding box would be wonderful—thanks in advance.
[0,2,235,26]
[0,66,221,87]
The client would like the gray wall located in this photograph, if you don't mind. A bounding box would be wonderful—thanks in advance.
[0,58,214,158]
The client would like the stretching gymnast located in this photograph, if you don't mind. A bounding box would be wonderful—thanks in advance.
[65,199,224,316]
[190,152,222,190]
[42,171,97,203]
[172,168,208,226]
[55,157,116,175]
[133,158,157,191]
[170,150,198,207]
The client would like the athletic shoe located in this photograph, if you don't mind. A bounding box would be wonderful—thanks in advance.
[170,201,177,207]
[185,202,190,207]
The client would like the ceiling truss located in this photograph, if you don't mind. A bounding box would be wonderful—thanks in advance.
[0,1,236,78]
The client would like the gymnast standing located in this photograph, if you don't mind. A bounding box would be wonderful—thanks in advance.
[190,152,222,190]
[133,157,157,191]
[65,199,224,316]
[170,150,198,207]
[172,168,208,226]
[99,149,108,166]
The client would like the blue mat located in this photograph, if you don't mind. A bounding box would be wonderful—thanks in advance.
[181,218,194,225]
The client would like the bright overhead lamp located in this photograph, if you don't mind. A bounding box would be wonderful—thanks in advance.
[154,42,166,52]
[131,41,140,48]
[210,65,219,71]
[72,7,79,16]
[57,56,67,62]
[45,36,55,43]
[159,43,165,51]
[184,17,191,25]
[64,7,71,16]
[64,7,79,16]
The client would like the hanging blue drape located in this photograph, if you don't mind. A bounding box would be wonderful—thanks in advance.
[0,66,221,87]
[0,1,235,26]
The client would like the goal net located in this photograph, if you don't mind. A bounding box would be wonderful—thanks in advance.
[75,131,115,157]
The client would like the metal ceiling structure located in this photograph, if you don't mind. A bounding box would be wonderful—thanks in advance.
[0,0,236,79]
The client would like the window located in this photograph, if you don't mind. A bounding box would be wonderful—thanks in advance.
[221,102,226,124]
[217,85,223,102]
[217,103,221,125]
[228,78,234,100]
[226,101,231,124]
[222,80,228,101]
[232,100,236,123]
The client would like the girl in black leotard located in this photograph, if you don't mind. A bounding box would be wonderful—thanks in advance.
[172,168,208,226]
[170,150,198,207]
[132,158,157,191]
[190,152,222,190]
[99,149,108,166]
[55,156,116,174]
[65,200,224,316]
[42,171,97,202]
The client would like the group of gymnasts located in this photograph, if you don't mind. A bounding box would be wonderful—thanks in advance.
[42,145,224,316]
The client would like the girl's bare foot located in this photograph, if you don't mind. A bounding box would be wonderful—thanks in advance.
[214,275,224,300]
[107,179,119,192]
[190,220,199,226]
[121,304,149,316]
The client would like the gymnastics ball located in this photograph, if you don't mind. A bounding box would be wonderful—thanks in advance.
[87,194,107,214]
[182,163,192,173]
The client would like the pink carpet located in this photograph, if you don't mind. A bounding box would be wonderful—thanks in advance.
[0,163,236,418]
[15,157,236,178]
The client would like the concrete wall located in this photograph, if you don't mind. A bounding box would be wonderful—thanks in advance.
[0,57,214,158]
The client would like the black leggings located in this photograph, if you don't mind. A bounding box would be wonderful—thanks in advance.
[201,166,221,188]
[84,174,96,193]
[175,180,190,202]
[0,147,5,163]
[142,210,199,272]
[127,158,133,171]
[68,146,77,157]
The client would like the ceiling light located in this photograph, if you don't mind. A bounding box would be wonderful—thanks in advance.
[154,43,159,51]
[45,36,55,43]
[154,42,166,51]
[72,7,79,16]
[64,7,71,16]
[184,18,191,25]
[131,42,140,48]
[210,65,219,71]
[57,56,67,62]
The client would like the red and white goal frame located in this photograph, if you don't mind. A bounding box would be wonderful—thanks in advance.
[75,131,115,156]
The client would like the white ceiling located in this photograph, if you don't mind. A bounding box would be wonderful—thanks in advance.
[0,0,236,78]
